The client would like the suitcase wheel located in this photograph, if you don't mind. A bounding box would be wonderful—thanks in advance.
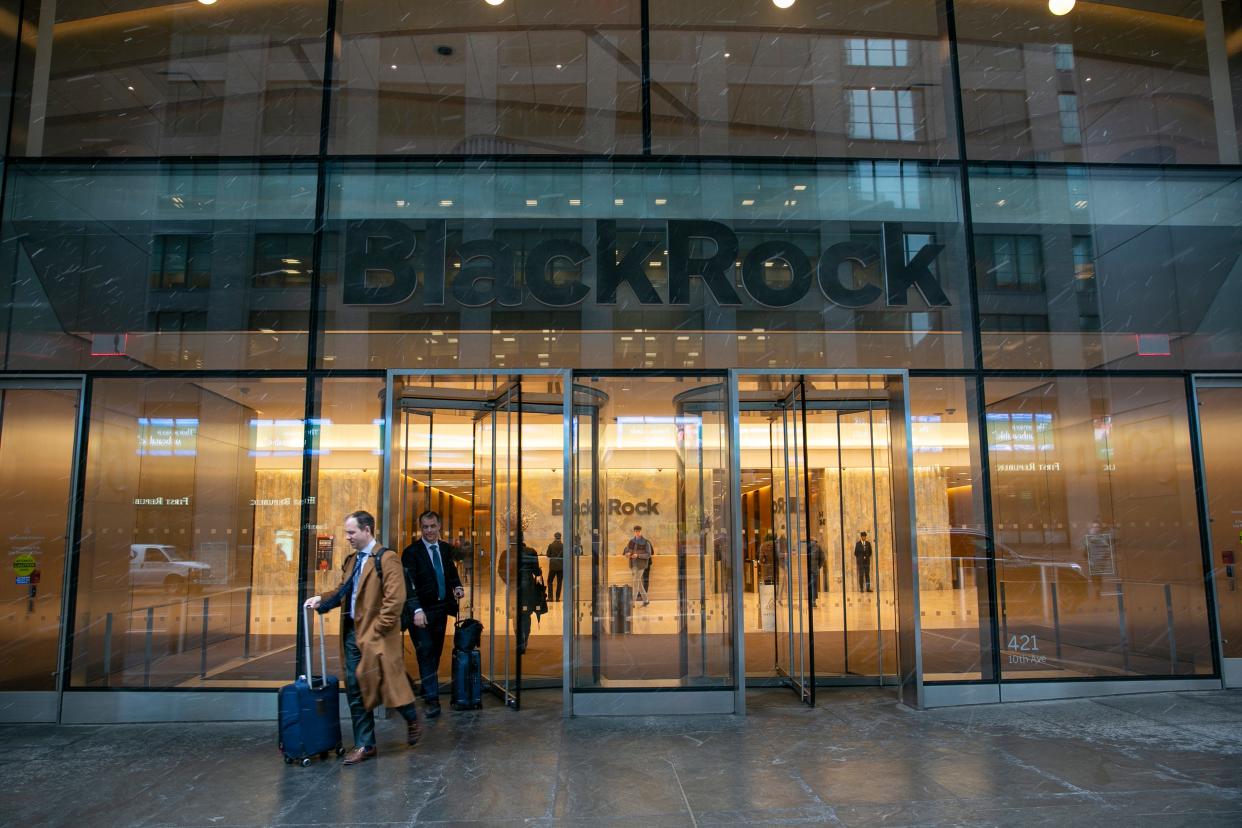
[300,757,312,767]
[284,756,293,765]
[335,746,346,756]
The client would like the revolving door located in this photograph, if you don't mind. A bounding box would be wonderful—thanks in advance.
[385,371,570,711]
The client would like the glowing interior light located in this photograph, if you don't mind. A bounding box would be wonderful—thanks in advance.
[773,0,795,8]
[1048,0,1075,15]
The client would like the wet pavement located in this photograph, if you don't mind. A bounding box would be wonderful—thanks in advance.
[2,688,1240,826]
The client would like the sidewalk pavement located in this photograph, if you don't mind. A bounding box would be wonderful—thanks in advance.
[2,688,1240,827]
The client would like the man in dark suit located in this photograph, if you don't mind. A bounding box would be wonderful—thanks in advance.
[401,510,465,718]
[853,531,873,592]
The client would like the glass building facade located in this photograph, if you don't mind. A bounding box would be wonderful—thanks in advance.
[0,0,1240,721]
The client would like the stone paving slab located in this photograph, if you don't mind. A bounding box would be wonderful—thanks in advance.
[2,688,1240,827]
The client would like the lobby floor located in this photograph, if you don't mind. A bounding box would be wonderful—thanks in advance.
[3,688,1240,827]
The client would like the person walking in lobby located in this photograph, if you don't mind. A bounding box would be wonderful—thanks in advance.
[545,532,564,602]
[854,531,873,592]
[624,525,654,607]
[304,510,420,765]
[402,510,466,719]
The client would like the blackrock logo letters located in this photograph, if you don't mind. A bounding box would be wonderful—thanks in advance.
[342,220,949,310]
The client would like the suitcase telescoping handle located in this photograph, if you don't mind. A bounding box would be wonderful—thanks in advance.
[303,604,328,688]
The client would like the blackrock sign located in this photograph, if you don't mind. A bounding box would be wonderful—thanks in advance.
[342,219,949,310]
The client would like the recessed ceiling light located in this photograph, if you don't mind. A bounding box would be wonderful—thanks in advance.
[654,198,667,205]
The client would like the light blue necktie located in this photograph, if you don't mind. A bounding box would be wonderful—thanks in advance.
[429,542,445,601]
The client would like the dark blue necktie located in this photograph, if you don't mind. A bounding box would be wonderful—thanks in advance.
[346,551,368,617]
[429,543,445,601]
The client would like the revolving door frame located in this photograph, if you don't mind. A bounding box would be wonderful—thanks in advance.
[383,369,574,712]
[727,369,924,712]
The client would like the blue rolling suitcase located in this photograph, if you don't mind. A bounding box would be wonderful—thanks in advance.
[279,607,343,766]
[450,648,483,711]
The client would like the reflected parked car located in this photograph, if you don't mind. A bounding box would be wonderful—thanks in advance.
[128,544,211,592]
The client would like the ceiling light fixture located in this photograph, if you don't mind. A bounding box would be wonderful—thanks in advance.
[198,0,218,5]
[773,0,795,8]
[1048,0,1075,15]
[485,0,505,6]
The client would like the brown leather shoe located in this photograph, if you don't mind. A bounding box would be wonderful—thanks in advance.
[343,745,377,765]
[407,718,422,746]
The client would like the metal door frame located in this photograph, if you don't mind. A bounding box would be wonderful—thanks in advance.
[1190,374,1242,688]
[728,370,920,714]
[0,376,87,723]
[384,370,572,712]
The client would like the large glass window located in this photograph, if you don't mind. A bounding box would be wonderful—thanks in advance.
[650,0,956,158]
[318,160,973,372]
[985,377,1213,680]
[0,381,79,692]
[957,0,1242,164]
[910,378,993,682]
[972,165,1242,371]
[10,0,329,157]
[305,377,386,681]
[330,0,642,154]
[70,378,306,689]
[0,163,316,371]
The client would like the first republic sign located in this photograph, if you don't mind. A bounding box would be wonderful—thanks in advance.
[342,219,950,311]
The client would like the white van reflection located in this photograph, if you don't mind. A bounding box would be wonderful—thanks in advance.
[128,544,211,592]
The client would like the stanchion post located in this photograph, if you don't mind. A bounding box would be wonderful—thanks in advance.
[200,596,210,679]
[243,588,252,660]
[1051,581,1063,661]
[103,612,113,688]
[1116,588,1129,673]
[143,607,154,688]
[1164,583,1178,675]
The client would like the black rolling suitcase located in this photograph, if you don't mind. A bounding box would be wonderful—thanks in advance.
[451,612,484,710]
[278,606,343,766]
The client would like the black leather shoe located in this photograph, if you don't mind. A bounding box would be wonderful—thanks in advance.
[425,701,442,719]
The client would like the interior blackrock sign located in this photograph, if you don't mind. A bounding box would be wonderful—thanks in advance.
[343,220,949,310]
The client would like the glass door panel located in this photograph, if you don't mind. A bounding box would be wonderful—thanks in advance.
[870,405,898,677]
[0,382,80,697]
[807,408,846,678]
[1196,380,1242,685]
[570,376,734,699]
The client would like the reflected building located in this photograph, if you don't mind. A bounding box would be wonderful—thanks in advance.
[0,0,1240,722]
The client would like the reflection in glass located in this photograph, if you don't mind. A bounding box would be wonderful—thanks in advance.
[0,163,317,371]
[10,0,329,157]
[71,378,306,689]
[331,0,642,154]
[972,166,1242,371]
[650,0,955,158]
[957,0,1242,164]
[986,377,1212,679]
[318,160,972,371]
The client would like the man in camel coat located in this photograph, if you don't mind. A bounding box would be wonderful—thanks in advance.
[304,510,420,765]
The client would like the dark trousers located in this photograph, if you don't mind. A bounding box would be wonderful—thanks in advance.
[642,560,651,593]
[409,609,449,703]
[547,567,563,601]
[344,623,417,748]
[856,559,872,591]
